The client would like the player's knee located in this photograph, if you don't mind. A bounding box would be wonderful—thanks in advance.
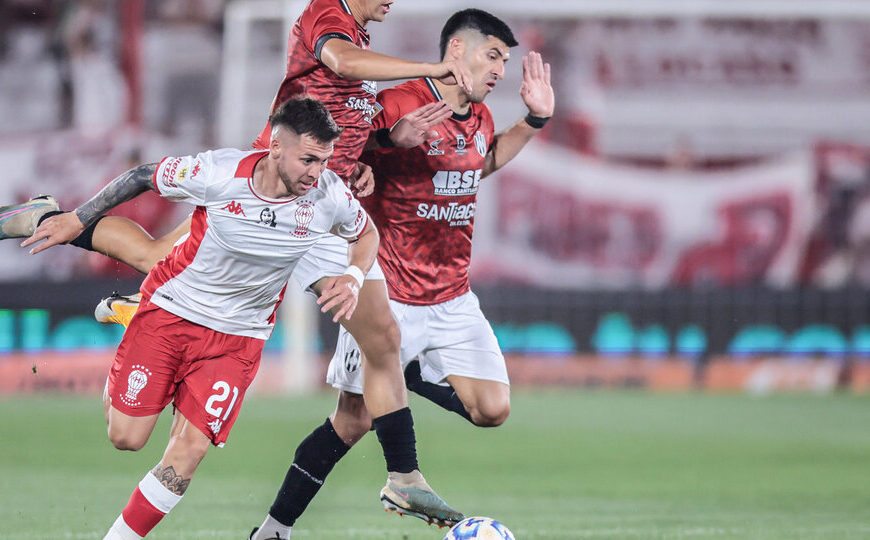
[470,400,510,427]
[107,427,149,451]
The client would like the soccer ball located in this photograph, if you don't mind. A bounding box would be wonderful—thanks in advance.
[444,516,515,540]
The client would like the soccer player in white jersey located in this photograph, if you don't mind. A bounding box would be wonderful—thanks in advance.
[18,97,381,540]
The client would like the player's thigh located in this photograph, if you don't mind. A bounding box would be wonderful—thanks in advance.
[173,332,263,447]
[106,298,188,445]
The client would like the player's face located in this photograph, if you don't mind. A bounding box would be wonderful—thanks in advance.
[360,0,393,23]
[464,35,510,103]
[273,130,333,197]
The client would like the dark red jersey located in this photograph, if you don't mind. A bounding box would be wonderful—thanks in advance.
[361,78,495,305]
[253,0,377,181]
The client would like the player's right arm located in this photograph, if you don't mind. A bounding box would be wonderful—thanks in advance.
[22,163,159,254]
[319,38,473,93]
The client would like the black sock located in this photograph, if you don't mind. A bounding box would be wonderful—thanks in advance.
[372,407,418,473]
[404,360,472,423]
[38,211,104,251]
[269,418,350,526]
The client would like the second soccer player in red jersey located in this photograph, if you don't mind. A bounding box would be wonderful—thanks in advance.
[248,9,555,539]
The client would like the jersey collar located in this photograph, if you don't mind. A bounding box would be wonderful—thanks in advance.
[423,78,472,122]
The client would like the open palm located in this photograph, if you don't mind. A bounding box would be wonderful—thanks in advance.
[520,51,554,118]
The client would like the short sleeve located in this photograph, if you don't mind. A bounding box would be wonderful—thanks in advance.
[304,9,355,60]
[153,152,212,205]
[330,182,369,240]
[372,87,413,130]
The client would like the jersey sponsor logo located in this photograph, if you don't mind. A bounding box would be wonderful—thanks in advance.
[161,157,183,188]
[345,96,377,123]
[222,200,247,216]
[259,207,277,228]
[427,138,444,156]
[292,200,315,237]
[361,79,377,96]
[431,169,482,196]
[416,201,476,227]
[455,134,467,155]
[474,131,487,156]
[120,365,152,407]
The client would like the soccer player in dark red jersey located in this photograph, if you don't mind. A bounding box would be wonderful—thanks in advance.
[247,9,554,539]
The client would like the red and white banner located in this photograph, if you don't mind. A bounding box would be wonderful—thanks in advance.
[472,142,817,288]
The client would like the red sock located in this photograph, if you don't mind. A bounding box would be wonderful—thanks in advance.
[121,487,166,537]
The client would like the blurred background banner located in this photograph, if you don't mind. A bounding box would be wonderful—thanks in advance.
[1,0,870,395]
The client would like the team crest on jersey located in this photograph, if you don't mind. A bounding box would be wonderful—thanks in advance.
[292,200,315,237]
[120,365,152,407]
[427,138,444,156]
[259,207,277,228]
[474,131,487,156]
[455,134,467,155]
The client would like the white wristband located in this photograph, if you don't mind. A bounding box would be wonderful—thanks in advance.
[343,265,365,288]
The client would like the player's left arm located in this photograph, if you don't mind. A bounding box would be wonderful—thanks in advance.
[482,52,554,178]
[316,219,379,322]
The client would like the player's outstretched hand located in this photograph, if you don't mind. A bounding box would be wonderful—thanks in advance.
[351,161,375,197]
[316,275,360,323]
[20,211,85,255]
[520,51,554,118]
[389,101,452,148]
[433,56,473,94]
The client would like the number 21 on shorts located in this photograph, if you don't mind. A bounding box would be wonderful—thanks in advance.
[205,381,239,420]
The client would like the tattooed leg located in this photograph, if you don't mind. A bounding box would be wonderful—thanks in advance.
[150,464,191,496]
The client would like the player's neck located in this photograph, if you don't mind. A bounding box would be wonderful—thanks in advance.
[253,156,291,199]
[345,0,370,28]
[431,79,472,116]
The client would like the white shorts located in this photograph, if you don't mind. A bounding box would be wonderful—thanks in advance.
[291,233,384,293]
[326,290,508,394]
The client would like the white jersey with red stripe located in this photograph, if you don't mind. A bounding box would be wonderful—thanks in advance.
[140,148,368,340]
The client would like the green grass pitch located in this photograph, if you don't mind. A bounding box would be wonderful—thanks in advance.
[1,390,869,539]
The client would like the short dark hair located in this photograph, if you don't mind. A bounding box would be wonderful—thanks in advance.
[269,96,342,143]
[439,9,518,59]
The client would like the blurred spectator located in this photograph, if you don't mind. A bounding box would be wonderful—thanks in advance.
[60,0,125,133]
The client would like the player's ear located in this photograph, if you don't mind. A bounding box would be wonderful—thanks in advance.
[446,36,465,60]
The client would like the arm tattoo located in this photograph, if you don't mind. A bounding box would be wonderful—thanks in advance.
[150,463,191,495]
[74,162,158,227]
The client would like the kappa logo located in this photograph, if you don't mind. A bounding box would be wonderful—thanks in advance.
[427,138,444,156]
[191,161,202,178]
[474,131,487,156]
[208,419,223,435]
[292,200,315,237]
[222,201,246,216]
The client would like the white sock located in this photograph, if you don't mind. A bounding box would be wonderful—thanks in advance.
[103,515,142,540]
[252,514,292,539]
